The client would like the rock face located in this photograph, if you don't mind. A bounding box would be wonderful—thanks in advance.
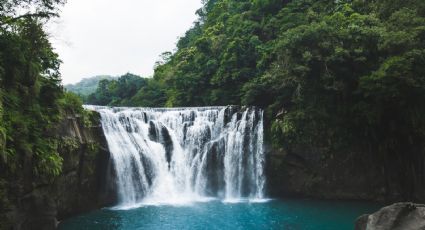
[53,112,116,220]
[266,143,425,202]
[266,144,386,201]
[2,111,114,230]
[355,203,425,230]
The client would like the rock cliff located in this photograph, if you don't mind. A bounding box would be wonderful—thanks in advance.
[1,111,114,230]
[266,143,425,203]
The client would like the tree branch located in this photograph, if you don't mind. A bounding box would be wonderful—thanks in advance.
[0,12,58,26]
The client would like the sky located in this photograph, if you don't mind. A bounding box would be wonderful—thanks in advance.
[48,0,203,84]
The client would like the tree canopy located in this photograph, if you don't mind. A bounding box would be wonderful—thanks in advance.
[0,2,87,227]
[83,0,425,197]
[84,73,167,107]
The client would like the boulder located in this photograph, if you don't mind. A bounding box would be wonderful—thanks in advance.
[355,202,425,230]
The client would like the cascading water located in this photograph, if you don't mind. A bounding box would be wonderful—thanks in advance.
[85,105,266,208]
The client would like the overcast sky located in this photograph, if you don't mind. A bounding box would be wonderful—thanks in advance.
[48,0,202,84]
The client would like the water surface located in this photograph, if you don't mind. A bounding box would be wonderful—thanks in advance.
[59,199,380,230]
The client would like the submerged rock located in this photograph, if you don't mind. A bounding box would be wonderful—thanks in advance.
[355,202,425,230]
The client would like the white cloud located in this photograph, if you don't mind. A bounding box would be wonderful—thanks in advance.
[48,0,202,84]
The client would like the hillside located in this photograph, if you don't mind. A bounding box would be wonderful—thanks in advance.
[85,0,425,201]
[1,0,425,229]
[64,75,116,96]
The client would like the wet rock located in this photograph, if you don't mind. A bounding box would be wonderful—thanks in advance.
[355,202,425,230]
[161,126,173,168]
[205,140,225,196]
[148,121,159,141]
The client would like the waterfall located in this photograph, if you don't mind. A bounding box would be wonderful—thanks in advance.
[85,105,266,207]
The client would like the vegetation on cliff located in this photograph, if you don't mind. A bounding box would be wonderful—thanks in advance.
[0,0,77,178]
[0,1,96,228]
[0,1,424,226]
[86,0,425,199]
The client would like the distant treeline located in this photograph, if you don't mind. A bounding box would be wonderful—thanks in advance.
[65,75,116,96]
[81,73,166,107]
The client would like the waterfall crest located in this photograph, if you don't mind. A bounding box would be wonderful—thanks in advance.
[85,105,266,207]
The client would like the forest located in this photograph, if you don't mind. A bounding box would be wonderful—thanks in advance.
[1,0,425,228]
[0,1,90,227]
[84,0,425,174]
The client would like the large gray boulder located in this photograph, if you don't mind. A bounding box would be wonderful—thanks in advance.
[355,202,425,230]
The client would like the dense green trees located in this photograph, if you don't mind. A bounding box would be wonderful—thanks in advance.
[84,73,167,106]
[142,0,425,153]
[0,0,421,227]
[85,1,425,156]
[0,1,100,227]
[148,0,425,198]
[0,2,89,227]
[258,1,425,152]
[82,0,425,195]
[1,19,61,177]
